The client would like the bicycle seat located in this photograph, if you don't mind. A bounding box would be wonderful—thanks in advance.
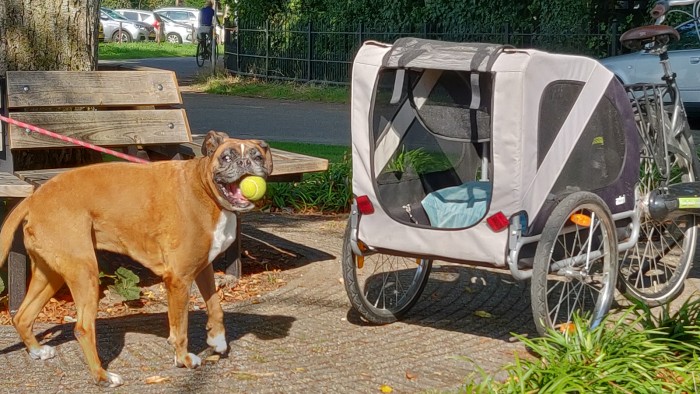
[620,25,680,51]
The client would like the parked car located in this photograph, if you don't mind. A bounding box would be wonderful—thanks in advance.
[154,7,199,29]
[154,6,225,43]
[100,7,154,42]
[159,14,195,44]
[600,23,700,117]
[114,8,194,44]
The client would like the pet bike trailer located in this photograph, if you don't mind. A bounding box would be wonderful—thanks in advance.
[342,38,661,335]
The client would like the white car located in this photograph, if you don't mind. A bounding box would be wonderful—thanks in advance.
[154,7,225,44]
[600,24,700,117]
[154,7,200,29]
[100,7,153,43]
[114,8,194,44]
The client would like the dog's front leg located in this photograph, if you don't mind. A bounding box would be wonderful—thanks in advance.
[163,274,201,368]
[195,263,227,354]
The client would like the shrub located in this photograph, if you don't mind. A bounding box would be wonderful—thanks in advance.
[463,299,700,393]
[264,152,351,213]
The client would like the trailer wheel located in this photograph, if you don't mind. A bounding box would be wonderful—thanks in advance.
[341,221,432,324]
[531,192,618,336]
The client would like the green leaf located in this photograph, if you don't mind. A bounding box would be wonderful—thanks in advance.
[0,276,5,294]
[109,267,141,301]
[115,267,140,285]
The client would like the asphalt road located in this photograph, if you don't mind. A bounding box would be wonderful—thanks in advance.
[100,57,700,146]
[100,57,351,146]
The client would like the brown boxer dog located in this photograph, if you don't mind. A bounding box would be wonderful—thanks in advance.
[0,131,272,387]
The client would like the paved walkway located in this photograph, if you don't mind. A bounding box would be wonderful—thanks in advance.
[3,212,700,393]
[0,213,532,393]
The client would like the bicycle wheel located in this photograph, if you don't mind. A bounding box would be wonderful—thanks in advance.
[196,41,205,67]
[531,192,618,336]
[341,221,432,324]
[619,116,699,306]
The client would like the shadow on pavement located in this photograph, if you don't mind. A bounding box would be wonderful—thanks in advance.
[344,263,540,340]
[0,310,295,369]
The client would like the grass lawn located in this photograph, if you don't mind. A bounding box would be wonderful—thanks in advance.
[99,41,196,59]
[98,42,350,103]
[195,73,349,104]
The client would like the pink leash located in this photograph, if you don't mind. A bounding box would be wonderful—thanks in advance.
[0,114,150,164]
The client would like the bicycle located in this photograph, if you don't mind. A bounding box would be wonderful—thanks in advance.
[196,30,217,67]
[617,0,700,306]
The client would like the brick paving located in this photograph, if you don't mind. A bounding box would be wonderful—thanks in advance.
[0,214,533,393]
[2,213,700,393]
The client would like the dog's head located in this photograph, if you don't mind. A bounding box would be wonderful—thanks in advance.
[202,130,273,212]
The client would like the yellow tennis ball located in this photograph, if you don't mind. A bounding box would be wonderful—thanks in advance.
[239,176,266,201]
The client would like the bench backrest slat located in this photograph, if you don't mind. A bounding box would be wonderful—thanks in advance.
[6,70,182,108]
[8,109,191,149]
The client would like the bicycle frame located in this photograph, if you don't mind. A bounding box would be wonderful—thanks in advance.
[640,0,700,181]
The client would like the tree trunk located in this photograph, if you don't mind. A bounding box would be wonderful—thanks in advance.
[0,0,102,170]
[0,0,100,76]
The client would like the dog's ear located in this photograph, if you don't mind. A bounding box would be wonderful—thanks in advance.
[202,130,229,157]
[252,139,273,175]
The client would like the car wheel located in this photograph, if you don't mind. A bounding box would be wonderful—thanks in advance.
[112,30,132,43]
[166,33,182,44]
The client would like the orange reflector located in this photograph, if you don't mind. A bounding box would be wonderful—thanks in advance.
[415,258,421,265]
[356,195,375,215]
[486,212,509,232]
[357,255,364,269]
[357,241,368,252]
[570,213,591,227]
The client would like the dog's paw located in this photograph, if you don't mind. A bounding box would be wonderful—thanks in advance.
[174,353,202,369]
[28,345,56,360]
[98,372,124,388]
[207,333,228,354]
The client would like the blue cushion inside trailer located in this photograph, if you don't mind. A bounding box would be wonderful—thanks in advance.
[420,181,492,228]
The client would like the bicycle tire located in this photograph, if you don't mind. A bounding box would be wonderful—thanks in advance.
[341,221,432,324]
[196,41,205,67]
[531,192,618,336]
[619,112,699,306]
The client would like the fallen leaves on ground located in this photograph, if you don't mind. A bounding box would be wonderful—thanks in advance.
[145,375,170,384]
[0,241,295,325]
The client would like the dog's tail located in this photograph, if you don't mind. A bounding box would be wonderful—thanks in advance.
[0,198,29,268]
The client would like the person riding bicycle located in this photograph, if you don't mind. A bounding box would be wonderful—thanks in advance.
[198,0,215,45]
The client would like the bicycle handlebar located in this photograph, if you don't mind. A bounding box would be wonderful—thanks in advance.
[651,1,670,18]
[651,0,699,24]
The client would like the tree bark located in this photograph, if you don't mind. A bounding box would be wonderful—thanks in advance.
[0,0,100,76]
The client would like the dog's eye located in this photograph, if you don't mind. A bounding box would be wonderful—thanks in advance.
[222,155,232,162]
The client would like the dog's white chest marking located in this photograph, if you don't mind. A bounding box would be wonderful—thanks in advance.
[208,211,238,263]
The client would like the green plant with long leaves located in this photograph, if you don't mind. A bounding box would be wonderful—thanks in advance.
[461,304,700,393]
[634,294,700,353]
[384,147,452,175]
[265,153,352,213]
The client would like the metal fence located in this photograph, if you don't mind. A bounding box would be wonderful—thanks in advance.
[224,20,621,85]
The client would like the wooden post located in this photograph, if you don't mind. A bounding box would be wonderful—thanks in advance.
[224,215,242,279]
[4,199,27,314]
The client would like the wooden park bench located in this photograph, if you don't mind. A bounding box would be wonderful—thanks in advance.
[0,69,328,313]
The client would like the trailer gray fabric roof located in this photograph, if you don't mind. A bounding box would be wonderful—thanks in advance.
[383,37,509,72]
